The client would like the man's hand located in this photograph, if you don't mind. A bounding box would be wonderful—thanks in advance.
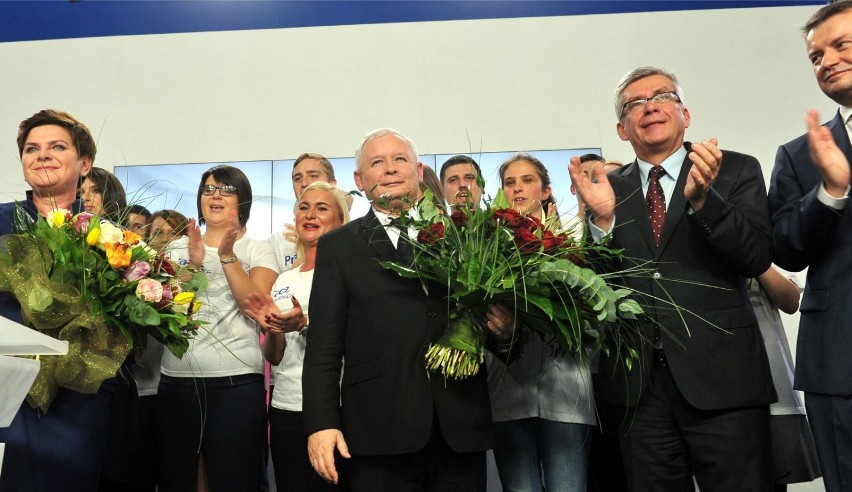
[684,138,722,210]
[307,428,351,485]
[568,156,615,230]
[807,109,851,198]
[486,303,515,342]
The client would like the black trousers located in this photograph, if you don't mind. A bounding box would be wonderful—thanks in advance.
[347,419,486,492]
[804,392,852,492]
[269,407,348,491]
[617,354,773,492]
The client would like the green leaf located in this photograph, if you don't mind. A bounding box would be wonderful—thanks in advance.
[124,294,161,326]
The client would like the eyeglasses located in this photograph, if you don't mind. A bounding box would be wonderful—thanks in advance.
[619,91,682,119]
[201,184,238,197]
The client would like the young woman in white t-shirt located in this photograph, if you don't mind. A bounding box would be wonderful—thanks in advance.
[156,165,279,492]
[245,181,350,491]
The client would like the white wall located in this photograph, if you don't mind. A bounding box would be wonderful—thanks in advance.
[0,6,834,176]
[0,7,831,489]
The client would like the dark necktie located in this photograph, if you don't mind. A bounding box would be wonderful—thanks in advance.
[391,218,414,266]
[646,166,667,246]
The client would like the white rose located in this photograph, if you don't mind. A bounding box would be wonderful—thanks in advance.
[97,220,124,245]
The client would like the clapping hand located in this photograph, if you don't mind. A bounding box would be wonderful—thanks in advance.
[806,109,850,198]
[684,138,722,210]
[568,156,615,230]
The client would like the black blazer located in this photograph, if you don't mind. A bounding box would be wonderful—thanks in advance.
[769,111,852,396]
[302,209,495,456]
[596,143,776,411]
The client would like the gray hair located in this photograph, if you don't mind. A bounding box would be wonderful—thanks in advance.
[613,66,686,118]
[354,128,419,169]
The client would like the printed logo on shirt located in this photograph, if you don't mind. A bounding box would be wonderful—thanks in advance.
[272,286,292,301]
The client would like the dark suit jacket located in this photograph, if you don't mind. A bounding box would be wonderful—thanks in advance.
[302,209,495,456]
[769,111,852,396]
[596,143,776,411]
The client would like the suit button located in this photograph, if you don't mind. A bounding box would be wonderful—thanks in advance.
[652,272,662,279]
[428,312,437,318]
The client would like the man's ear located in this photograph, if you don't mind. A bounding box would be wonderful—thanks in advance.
[353,170,364,192]
[616,121,629,142]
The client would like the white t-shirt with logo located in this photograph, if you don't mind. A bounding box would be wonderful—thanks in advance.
[160,235,279,378]
[268,267,314,411]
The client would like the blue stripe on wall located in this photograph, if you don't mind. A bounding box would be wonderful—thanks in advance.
[0,1,825,43]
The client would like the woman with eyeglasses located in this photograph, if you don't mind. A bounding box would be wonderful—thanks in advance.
[156,165,279,492]
[487,153,595,492]
[245,181,350,491]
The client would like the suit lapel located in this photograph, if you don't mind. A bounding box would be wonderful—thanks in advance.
[829,111,852,172]
[656,145,692,254]
[360,208,402,263]
[614,162,657,252]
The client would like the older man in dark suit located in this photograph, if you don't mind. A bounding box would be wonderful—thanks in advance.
[569,66,776,491]
[302,128,515,491]
[768,3,852,490]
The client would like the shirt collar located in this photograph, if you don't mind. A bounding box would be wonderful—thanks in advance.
[372,207,420,227]
[23,190,86,218]
[636,145,688,185]
[840,106,852,126]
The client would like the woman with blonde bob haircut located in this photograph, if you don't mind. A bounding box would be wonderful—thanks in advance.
[246,181,350,491]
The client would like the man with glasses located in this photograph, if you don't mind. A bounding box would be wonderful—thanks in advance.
[569,66,775,490]
[769,3,852,490]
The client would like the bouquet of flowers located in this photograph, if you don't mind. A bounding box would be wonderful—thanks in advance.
[0,204,206,411]
[381,190,643,379]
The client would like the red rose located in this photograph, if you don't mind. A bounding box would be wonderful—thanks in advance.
[450,210,468,228]
[541,230,567,254]
[153,254,176,276]
[518,215,543,232]
[565,252,587,268]
[418,222,445,245]
[494,208,525,229]
[514,227,542,253]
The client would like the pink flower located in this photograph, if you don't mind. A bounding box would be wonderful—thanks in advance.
[124,261,151,282]
[74,212,94,234]
[154,282,174,309]
[135,278,163,303]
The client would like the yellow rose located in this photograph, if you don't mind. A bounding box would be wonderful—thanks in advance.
[192,301,202,314]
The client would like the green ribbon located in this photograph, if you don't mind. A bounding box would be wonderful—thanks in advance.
[0,234,128,412]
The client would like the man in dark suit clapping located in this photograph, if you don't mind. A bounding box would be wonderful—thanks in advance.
[569,66,776,491]
[302,128,515,491]
[768,3,852,490]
